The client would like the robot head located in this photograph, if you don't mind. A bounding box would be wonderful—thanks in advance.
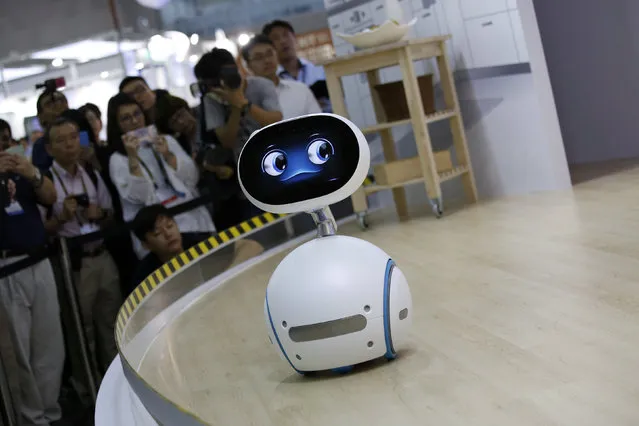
[237,113,370,214]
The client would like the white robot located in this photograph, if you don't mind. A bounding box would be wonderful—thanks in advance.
[237,113,412,374]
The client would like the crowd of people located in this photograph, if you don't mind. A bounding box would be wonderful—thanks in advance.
[0,20,330,426]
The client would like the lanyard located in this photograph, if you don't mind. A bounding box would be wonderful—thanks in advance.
[51,165,89,225]
[137,150,181,195]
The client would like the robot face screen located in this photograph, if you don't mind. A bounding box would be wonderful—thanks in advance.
[239,115,360,206]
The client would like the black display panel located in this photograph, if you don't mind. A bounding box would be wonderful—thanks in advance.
[238,115,361,206]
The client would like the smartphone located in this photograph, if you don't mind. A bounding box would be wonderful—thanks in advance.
[126,125,158,148]
[79,131,91,148]
[5,144,25,157]
[72,193,90,208]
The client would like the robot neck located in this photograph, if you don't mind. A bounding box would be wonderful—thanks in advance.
[308,207,337,238]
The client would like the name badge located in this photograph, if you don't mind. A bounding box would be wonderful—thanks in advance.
[4,201,24,216]
[156,187,185,206]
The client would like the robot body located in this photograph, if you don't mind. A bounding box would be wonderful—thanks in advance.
[264,236,412,373]
[238,114,413,374]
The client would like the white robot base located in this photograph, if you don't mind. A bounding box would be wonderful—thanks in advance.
[264,234,413,375]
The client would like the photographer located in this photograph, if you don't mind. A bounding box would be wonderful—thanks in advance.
[194,48,281,229]
[43,117,121,386]
[0,122,65,426]
[194,48,282,157]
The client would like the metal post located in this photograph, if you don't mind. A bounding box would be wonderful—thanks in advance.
[58,238,98,403]
[0,355,17,426]
[0,67,9,99]
[308,206,337,237]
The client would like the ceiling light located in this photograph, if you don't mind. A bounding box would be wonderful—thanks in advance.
[237,33,251,46]
[135,62,145,70]
[51,58,63,67]
[100,71,109,79]
[189,54,199,63]
[190,33,199,45]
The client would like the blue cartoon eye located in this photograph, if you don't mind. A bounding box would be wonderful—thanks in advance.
[308,139,334,165]
[263,151,287,176]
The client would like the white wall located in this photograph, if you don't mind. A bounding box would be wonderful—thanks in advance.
[324,0,571,199]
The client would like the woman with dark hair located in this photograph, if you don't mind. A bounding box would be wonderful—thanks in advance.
[106,93,215,258]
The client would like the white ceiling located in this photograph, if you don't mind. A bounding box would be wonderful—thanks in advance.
[30,39,145,62]
[0,66,47,83]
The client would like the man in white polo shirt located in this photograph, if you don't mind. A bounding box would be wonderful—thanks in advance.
[242,35,321,120]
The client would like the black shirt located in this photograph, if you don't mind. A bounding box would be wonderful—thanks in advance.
[0,174,47,251]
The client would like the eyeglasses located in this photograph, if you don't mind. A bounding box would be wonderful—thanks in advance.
[119,109,144,126]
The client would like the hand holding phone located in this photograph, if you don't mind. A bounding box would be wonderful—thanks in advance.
[126,125,158,149]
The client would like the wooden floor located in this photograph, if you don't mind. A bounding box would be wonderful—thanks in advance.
[138,168,639,426]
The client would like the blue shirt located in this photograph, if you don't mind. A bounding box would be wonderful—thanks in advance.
[31,137,52,171]
[0,174,47,251]
[278,58,332,113]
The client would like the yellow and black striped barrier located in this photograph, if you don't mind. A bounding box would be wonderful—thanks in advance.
[113,175,375,425]
[115,211,288,343]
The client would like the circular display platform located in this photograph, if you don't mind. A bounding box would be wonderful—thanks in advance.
[99,177,639,425]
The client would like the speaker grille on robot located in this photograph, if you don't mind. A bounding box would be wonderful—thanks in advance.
[288,314,367,342]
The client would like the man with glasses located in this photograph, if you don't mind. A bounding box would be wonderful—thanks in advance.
[242,35,321,120]
[119,76,169,124]
[31,90,96,171]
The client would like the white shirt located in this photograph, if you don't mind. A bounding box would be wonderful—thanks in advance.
[277,58,326,87]
[109,134,215,258]
[49,161,113,239]
[276,79,322,120]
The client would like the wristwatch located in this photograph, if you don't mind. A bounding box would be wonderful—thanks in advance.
[31,167,43,189]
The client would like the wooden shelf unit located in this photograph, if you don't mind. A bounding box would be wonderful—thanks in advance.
[321,36,478,222]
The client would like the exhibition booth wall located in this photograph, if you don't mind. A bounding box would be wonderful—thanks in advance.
[533,0,639,165]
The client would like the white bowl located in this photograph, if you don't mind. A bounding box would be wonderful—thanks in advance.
[336,18,417,50]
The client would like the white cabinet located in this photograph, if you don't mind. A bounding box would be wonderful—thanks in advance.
[370,0,388,25]
[460,0,508,20]
[509,9,529,62]
[465,12,519,68]
[342,4,374,34]
[507,0,518,10]
[413,4,441,38]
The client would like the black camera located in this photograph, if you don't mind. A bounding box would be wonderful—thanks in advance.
[72,193,90,208]
[35,77,66,92]
[190,67,242,97]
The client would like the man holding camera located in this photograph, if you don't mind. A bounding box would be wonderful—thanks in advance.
[194,48,282,229]
[194,48,283,157]
[43,117,121,388]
